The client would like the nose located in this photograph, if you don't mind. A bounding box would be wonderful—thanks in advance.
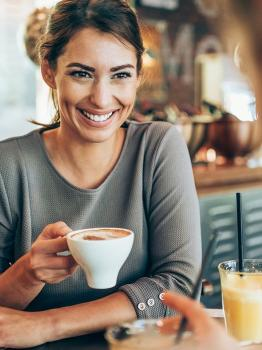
[89,79,112,109]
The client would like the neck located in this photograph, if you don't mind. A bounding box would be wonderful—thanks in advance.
[42,126,126,189]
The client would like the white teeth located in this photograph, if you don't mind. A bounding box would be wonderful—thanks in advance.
[80,109,113,122]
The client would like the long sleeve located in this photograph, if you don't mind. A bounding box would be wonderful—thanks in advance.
[120,124,202,318]
[0,172,14,272]
[0,124,201,312]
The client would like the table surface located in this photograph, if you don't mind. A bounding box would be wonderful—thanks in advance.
[5,310,262,350]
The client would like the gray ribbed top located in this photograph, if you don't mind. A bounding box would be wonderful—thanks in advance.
[0,120,201,318]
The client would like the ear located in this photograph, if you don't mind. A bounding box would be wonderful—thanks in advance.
[41,60,56,89]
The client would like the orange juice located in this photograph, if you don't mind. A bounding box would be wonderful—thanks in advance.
[219,260,262,344]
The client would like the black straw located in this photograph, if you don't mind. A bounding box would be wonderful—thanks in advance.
[175,232,218,344]
[236,192,244,272]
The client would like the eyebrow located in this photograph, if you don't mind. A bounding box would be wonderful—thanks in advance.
[111,64,135,72]
[66,63,135,72]
[66,63,95,72]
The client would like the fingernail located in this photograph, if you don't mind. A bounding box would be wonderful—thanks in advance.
[161,292,167,301]
[156,320,164,327]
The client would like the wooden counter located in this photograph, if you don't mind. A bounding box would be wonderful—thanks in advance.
[193,165,262,196]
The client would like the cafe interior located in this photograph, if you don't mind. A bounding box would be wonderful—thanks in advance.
[1,0,262,349]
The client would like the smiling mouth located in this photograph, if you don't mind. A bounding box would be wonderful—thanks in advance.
[79,109,115,122]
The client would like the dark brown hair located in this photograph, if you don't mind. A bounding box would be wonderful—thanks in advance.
[38,0,144,125]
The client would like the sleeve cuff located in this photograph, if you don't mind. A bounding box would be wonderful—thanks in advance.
[119,278,176,319]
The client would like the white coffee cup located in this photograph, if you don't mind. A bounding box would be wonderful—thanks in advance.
[67,227,134,289]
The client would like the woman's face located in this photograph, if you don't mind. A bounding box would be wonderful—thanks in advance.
[42,27,140,144]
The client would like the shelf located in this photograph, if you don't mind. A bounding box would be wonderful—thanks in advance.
[193,165,262,196]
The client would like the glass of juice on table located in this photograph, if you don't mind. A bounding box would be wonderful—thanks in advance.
[218,259,262,345]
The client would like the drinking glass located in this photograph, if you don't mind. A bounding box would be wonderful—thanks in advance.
[218,259,262,345]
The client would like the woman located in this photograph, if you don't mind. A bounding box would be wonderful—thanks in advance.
[0,0,201,347]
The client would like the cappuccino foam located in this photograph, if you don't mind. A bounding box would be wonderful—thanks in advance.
[72,229,129,241]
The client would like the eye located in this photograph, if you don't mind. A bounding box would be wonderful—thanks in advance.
[112,71,132,80]
[69,70,92,79]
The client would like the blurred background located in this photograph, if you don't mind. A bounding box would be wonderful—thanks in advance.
[2,0,262,309]
[0,0,59,139]
[1,0,259,163]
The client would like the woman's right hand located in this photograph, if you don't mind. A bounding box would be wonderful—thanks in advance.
[28,221,78,284]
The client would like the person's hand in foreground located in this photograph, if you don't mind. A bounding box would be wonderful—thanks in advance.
[158,291,239,350]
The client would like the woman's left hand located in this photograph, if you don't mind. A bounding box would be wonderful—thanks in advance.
[0,306,49,348]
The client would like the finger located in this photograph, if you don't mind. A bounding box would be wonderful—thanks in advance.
[40,222,72,240]
[34,237,69,254]
[162,292,211,329]
[162,292,236,350]
[35,268,76,284]
[157,316,182,334]
[33,255,77,270]
[69,264,79,274]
